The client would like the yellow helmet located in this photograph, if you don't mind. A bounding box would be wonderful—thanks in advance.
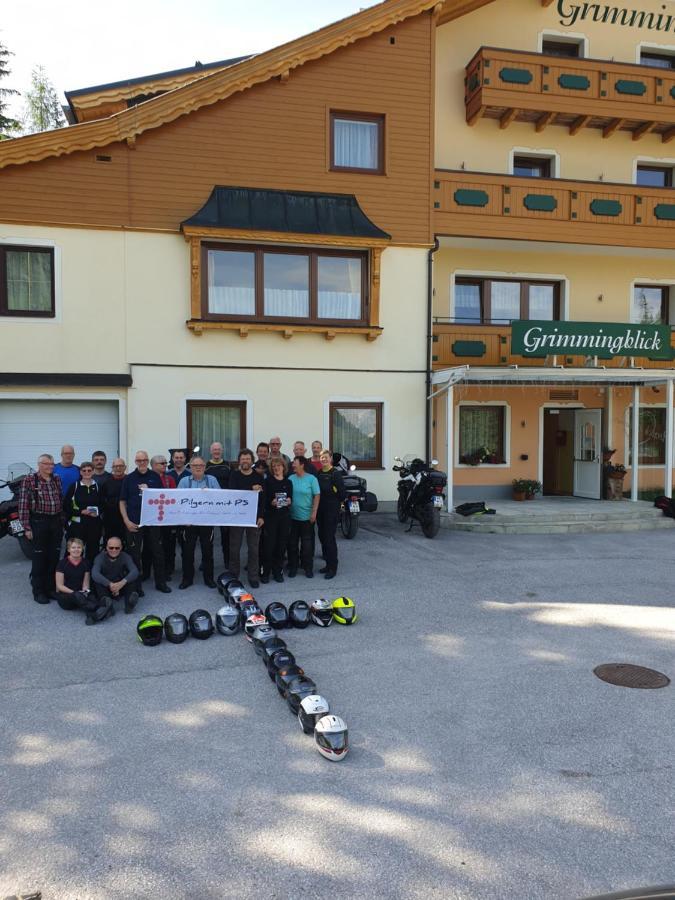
[332,596,358,625]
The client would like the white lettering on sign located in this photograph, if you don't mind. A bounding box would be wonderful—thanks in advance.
[522,326,662,356]
[557,1,675,33]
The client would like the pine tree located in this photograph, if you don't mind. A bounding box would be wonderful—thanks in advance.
[0,40,21,139]
[22,65,65,134]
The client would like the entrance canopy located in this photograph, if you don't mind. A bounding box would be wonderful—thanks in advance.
[431,365,675,507]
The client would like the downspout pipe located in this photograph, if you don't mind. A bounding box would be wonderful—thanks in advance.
[426,238,440,460]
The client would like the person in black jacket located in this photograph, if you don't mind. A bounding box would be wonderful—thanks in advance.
[262,457,293,583]
[228,449,264,588]
[316,449,346,580]
[206,442,231,567]
[100,458,127,542]
[63,461,103,561]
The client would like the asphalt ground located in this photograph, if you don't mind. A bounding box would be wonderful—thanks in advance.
[0,516,673,900]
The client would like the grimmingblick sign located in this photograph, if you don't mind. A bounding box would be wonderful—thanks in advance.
[557,2,675,32]
[511,320,673,359]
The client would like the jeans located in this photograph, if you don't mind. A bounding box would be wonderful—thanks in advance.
[229,526,260,581]
[29,514,63,598]
[317,504,340,572]
[125,525,166,590]
[263,513,290,576]
[288,519,314,573]
[182,526,214,583]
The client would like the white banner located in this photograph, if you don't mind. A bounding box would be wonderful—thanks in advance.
[140,489,259,527]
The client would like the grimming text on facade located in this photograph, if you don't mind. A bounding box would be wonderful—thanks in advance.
[558,1,675,31]
[511,320,672,359]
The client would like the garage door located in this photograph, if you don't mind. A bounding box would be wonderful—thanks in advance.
[0,400,120,490]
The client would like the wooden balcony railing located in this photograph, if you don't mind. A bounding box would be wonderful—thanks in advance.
[432,322,675,370]
[466,47,675,141]
[433,170,675,250]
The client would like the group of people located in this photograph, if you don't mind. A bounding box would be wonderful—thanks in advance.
[17,437,348,623]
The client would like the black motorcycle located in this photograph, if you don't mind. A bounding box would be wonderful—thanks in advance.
[332,453,378,540]
[0,465,33,559]
[393,456,447,539]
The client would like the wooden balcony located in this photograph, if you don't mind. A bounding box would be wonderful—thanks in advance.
[433,170,675,250]
[432,322,675,370]
[466,47,675,141]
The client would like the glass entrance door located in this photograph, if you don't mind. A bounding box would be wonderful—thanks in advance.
[573,409,602,499]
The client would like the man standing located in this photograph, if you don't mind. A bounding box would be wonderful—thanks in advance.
[309,441,323,473]
[269,437,291,467]
[228,449,265,588]
[178,457,219,589]
[205,441,231,567]
[53,445,80,496]
[91,451,111,486]
[288,455,320,579]
[119,450,171,595]
[91,536,140,614]
[147,455,176,580]
[293,441,307,459]
[168,449,190,484]
[18,453,64,604]
[256,442,270,463]
[100,458,127,542]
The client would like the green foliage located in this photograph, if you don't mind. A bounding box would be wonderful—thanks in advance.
[22,65,65,134]
[0,40,21,139]
[512,478,542,496]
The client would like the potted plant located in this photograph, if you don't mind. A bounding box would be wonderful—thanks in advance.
[524,479,542,499]
[512,478,528,501]
[606,463,627,500]
[602,446,616,464]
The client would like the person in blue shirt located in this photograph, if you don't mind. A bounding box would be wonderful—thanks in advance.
[53,445,80,496]
[288,455,320,578]
[177,456,219,589]
[119,450,170,596]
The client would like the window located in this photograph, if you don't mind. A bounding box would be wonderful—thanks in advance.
[203,244,367,324]
[459,406,506,465]
[640,50,675,69]
[187,401,246,464]
[542,38,582,58]
[330,112,384,174]
[329,402,383,469]
[454,278,560,324]
[513,155,553,178]
[632,285,669,324]
[628,408,666,465]
[636,165,673,188]
[0,245,54,318]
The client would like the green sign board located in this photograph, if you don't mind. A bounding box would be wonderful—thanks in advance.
[511,320,673,360]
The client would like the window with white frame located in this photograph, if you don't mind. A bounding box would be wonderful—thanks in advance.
[628,407,666,465]
[458,405,506,465]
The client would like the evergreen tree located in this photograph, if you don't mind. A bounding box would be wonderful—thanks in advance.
[22,65,65,133]
[0,40,20,139]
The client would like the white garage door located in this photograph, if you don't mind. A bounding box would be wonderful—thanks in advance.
[0,400,120,490]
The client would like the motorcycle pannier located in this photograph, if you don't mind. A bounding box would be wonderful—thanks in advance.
[343,474,365,492]
[429,470,448,488]
[362,491,378,513]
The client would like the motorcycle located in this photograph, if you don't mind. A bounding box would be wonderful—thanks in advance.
[332,453,378,540]
[0,464,33,559]
[393,456,447,539]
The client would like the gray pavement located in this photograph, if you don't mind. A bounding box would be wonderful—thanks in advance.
[0,517,673,900]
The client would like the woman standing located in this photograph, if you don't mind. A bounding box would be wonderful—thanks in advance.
[262,457,293,583]
[316,449,346,580]
[64,461,103,561]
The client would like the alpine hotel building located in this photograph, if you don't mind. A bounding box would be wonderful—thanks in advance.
[2,0,675,505]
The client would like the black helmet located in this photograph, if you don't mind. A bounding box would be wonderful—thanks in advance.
[288,600,311,629]
[310,598,333,628]
[265,602,289,629]
[239,600,262,620]
[275,664,305,698]
[164,612,189,644]
[137,614,163,646]
[217,571,239,596]
[189,609,214,640]
[251,624,277,656]
[260,637,287,665]
[267,649,296,682]
[216,604,241,635]
[286,676,318,715]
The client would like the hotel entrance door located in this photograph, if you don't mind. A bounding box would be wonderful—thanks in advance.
[573,409,602,500]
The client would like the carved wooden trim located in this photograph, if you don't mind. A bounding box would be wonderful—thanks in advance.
[186,319,382,340]
[190,237,201,320]
[369,247,383,330]
[182,226,390,249]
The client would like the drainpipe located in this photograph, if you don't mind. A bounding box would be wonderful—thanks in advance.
[426,238,440,460]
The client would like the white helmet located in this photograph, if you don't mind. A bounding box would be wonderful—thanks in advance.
[298,694,330,734]
[310,597,333,627]
[244,613,267,642]
[314,714,349,761]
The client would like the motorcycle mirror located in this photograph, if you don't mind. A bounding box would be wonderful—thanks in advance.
[431,458,439,466]
[349,464,356,471]
[394,456,402,462]
[193,445,200,454]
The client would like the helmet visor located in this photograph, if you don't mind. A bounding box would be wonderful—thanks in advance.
[316,730,348,752]
[335,606,355,623]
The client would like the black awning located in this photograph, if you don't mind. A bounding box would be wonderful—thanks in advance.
[181,186,390,240]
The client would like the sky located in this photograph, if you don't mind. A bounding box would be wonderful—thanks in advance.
[1,0,380,121]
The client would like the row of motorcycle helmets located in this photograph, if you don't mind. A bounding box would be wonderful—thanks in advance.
[249,616,348,761]
[219,597,357,634]
[137,610,213,645]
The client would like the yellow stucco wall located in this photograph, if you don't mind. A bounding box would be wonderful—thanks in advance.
[435,0,675,180]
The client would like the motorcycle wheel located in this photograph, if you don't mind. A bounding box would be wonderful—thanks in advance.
[397,493,409,523]
[340,508,359,539]
[18,535,33,559]
[420,505,441,539]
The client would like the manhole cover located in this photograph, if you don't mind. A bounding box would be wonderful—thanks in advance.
[594,663,670,689]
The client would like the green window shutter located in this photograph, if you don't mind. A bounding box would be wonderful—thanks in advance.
[558,74,590,91]
[454,189,489,208]
[499,67,533,85]
[590,199,622,217]
[523,194,557,212]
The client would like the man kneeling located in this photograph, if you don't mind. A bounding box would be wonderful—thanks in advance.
[91,536,140,614]
[56,537,112,625]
